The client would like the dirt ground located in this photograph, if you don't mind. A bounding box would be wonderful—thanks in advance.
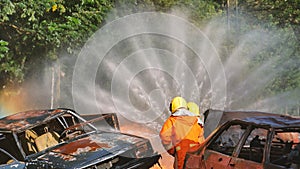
[150,152,174,169]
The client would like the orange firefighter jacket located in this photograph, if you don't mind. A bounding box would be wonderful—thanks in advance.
[160,109,204,169]
[160,114,204,151]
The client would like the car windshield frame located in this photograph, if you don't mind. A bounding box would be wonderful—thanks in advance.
[14,109,99,159]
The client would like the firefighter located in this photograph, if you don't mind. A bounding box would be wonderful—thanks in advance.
[187,102,205,143]
[159,97,202,169]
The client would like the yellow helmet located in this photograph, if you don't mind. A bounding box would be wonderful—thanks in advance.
[170,96,187,113]
[187,102,200,116]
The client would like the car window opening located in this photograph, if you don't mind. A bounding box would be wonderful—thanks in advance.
[270,130,300,168]
[207,124,247,156]
[238,127,268,163]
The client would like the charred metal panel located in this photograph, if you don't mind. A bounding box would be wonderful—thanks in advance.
[52,136,111,161]
[0,109,63,132]
[184,153,203,168]
[0,108,160,169]
[185,111,300,169]
[0,162,25,168]
[33,131,151,168]
[204,109,300,137]
[230,157,264,169]
[243,116,300,128]
[204,109,224,138]
[81,113,120,130]
[203,150,232,169]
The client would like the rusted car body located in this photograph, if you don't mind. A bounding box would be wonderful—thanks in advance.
[0,108,160,168]
[185,110,300,169]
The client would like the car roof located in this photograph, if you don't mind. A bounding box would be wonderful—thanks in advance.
[211,109,300,128]
[236,115,300,128]
[0,109,69,133]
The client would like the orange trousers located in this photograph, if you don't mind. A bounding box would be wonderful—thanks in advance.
[173,140,200,169]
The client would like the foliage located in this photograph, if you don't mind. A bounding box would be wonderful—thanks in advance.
[0,0,221,87]
[236,0,300,98]
[112,0,220,21]
[0,40,24,86]
[214,0,299,93]
[238,0,300,41]
[0,0,113,87]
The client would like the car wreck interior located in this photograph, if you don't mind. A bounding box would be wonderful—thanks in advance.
[0,133,24,164]
[206,122,300,168]
[238,127,267,163]
[269,130,300,167]
[17,114,89,156]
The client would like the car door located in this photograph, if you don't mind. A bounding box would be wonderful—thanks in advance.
[203,122,248,169]
[203,150,233,168]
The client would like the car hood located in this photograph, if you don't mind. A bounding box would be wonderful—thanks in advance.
[31,131,147,168]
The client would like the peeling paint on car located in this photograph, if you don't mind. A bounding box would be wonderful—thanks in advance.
[185,110,300,169]
[0,110,63,132]
[0,108,160,168]
[50,137,112,161]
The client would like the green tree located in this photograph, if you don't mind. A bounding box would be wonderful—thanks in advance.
[238,0,300,43]
[237,0,300,95]
[217,0,300,112]
[0,0,221,88]
[0,0,113,87]
[0,40,24,86]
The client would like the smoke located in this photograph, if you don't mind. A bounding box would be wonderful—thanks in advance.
[1,11,298,125]
[1,10,298,159]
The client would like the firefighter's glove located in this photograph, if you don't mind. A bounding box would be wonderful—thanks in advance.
[167,147,176,156]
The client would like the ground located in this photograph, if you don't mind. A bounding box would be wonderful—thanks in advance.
[120,123,174,169]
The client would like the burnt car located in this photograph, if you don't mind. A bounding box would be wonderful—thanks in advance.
[185,111,300,169]
[0,108,160,168]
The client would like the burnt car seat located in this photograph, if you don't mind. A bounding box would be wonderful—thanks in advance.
[35,127,60,151]
[24,129,38,154]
